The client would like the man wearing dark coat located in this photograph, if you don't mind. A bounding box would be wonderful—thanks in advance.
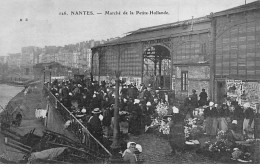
[120,85,128,99]
[87,108,103,142]
[184,96,194,118]
[190,89,198,109]
[199,89,208,106]
[127,84,136,99]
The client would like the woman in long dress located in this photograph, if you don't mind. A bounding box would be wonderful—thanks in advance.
[204,102,218,138]
[218,103,229,132]
[242,102,255,135]
[168,108,186,155]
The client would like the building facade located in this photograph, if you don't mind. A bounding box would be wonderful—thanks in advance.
[211,1,260,107]
[92,17,211,100]
[7,53,21,68]
[91,1,260,102]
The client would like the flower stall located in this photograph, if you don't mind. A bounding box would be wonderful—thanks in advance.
[145,103,171,136]
[196,129,259,163]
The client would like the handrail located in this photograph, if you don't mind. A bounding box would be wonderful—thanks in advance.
[58,100,112,156]
[43,85,112,157]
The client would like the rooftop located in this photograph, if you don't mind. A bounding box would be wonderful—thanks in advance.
[92,1,260,50]
[92,16,210,49]
[213,0,260,17]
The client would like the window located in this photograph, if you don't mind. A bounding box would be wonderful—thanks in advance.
[200,43,206,55]
[181,71,188,91]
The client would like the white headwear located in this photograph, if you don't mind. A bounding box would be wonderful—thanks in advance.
[81,108,86,113]
[232,120,237,124]
[134,99,140,104]
[127,141,136,148]
[209,102,214,107]
[135,144,142,153]
[243,102,250,109]
[99,114,103,121]
[123,98,127,103]
[172,106,179,114]
[146,102,151,106]
[64,120,72,129]
[69,92,73,96]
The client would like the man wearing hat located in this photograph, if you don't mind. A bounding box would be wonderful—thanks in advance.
[190,89,198,109]
[199,88,208,107]
[143,86,152,103]
[87,108,103,142]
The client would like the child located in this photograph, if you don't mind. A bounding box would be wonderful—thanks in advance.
[135,144,144,163]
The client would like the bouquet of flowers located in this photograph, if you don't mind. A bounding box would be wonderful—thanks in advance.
[184,118,203,140]
[156,103,168,119]
[231,148,243,160]
[208,140,231,153]
[184,126,191,139]
[186,118,197,127]
[216,130,227,141]
[232,148,252,162]
[159,120,170,135]
[145,118,160,132]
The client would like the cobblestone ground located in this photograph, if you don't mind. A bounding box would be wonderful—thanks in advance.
[129,133,218,164]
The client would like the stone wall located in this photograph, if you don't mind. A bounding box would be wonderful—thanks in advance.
[175,65,210,101]
[45,100,79,142]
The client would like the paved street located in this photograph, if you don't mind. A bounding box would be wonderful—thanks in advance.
[129,133,217,164]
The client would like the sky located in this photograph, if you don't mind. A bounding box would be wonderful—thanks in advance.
[0,0,257,56]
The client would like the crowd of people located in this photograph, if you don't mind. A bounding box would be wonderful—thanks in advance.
[47,77,259,163]
[181,88,258,138]
[49,78,168,141]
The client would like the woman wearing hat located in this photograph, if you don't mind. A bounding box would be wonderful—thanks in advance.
[141,101,154,131]
[128,99,142,135]
[168,107,186,155]
[203,102,218,137]
[242,102,255,135]
[122,142,137,164]
[217,103,229,132]
[229,102,244,133]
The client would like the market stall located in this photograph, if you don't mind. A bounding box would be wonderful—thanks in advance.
[226,79,260,110]
[145,101,260,163]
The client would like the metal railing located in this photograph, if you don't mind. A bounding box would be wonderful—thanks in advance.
[43,85,112,162]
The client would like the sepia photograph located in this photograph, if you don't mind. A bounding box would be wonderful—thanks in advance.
[0,0,260,164]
